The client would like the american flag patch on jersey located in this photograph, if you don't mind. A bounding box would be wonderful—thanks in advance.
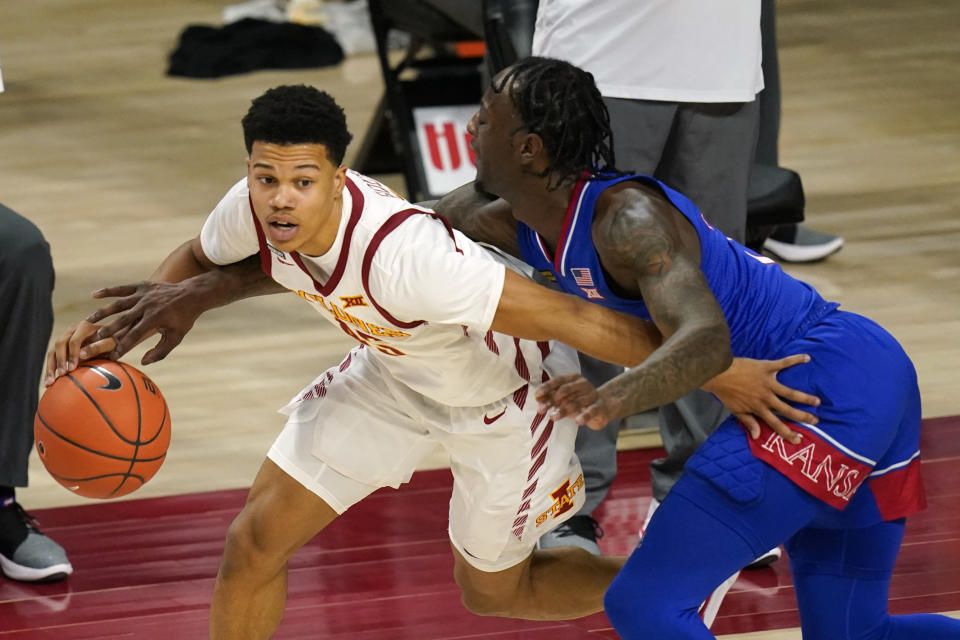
[570,268,594,287]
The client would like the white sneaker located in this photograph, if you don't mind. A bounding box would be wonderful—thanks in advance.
[637,496,739,628]
[745,546,782,570]
[763,226,844,263]
[700,571,740,628]
[637,496,660,543]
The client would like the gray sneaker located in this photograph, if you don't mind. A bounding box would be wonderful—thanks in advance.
[536,515,604,555]
[764,225,844,263]
[0,503,73,583]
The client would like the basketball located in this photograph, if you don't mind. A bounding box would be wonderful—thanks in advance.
[34,359,171,499]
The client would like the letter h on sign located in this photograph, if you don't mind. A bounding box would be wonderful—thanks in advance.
[413,105,478,198]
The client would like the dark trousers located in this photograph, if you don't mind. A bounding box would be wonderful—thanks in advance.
[587,97,758,501]
[0,203,55,487]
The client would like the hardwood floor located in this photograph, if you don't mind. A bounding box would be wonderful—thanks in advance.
[3,416,960,639]
[1,1,959,638]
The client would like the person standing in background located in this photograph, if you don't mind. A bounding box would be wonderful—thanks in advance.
[757,0,845,263]
[531,0,843,561]
[0,202,73,583]
[530,0,767,559]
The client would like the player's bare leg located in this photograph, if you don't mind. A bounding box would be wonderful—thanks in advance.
[452,544,625,619]
[210,458,339,640]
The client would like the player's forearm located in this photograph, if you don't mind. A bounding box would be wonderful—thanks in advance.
[599,324,733,418]
[432,181,494,233]
[432,183,524,258]
[555,294,663,368]
[492,270,663,367]
[174,255,285,313]
[149,239,283,311]
[82,253,283,365]
[149,239,212,282]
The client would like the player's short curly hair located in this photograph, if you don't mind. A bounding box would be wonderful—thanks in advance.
[494,57,617,189]
[241,85,353,165]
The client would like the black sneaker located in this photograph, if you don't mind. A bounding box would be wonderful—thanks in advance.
[0,502,73,582]
[536,515,604,555]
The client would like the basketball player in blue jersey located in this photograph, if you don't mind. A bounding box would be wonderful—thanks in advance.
[429,57,960,639]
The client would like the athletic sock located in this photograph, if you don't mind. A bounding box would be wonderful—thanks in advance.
[0,488,30,559]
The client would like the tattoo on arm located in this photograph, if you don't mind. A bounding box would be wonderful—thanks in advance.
[432,183,522,258]
[593,199,732,415]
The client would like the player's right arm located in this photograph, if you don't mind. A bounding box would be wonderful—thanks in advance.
[46,180,284,381]
[491,269,663,367]
[94,250,283,364]
[431,181,523,258]
[45,240,281,383]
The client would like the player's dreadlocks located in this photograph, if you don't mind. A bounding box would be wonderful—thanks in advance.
[242,85,353,165]
[493,56,618,189]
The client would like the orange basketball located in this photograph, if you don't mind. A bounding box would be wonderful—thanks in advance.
[34,359,171,499]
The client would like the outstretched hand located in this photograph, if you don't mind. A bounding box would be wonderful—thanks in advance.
[702,354,820,445]
[534,375,619,431]
[86,280,205,365]
[44,279,204,386]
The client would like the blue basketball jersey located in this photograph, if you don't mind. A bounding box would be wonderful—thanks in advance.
[517,172,925,523]
[516,173,839,360]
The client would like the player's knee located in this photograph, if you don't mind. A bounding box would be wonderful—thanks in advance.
[603,580,640,631]
[605,574,681,639]
[219,510,286,580]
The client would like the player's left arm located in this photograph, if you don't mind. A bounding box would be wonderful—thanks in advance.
[431,181,522,258]
[536,195,733,427]
[490,269,663,368]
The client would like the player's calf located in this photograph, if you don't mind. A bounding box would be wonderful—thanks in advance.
[453,545,618,620]
[453,547,531,618]
[210,512,293,640]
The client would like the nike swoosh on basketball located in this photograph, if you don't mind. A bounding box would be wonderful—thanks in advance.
[483,408,507,425]
[90,366,123,391]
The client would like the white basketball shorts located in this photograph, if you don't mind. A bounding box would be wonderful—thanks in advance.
[267,343,586,572]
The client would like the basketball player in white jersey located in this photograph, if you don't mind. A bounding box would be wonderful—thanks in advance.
[47,85,817,638]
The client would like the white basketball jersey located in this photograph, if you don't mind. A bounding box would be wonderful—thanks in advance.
[200,170,555,407]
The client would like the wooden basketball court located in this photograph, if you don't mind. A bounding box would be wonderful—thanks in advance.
[3,416,960,638]
[1,0,958,637]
